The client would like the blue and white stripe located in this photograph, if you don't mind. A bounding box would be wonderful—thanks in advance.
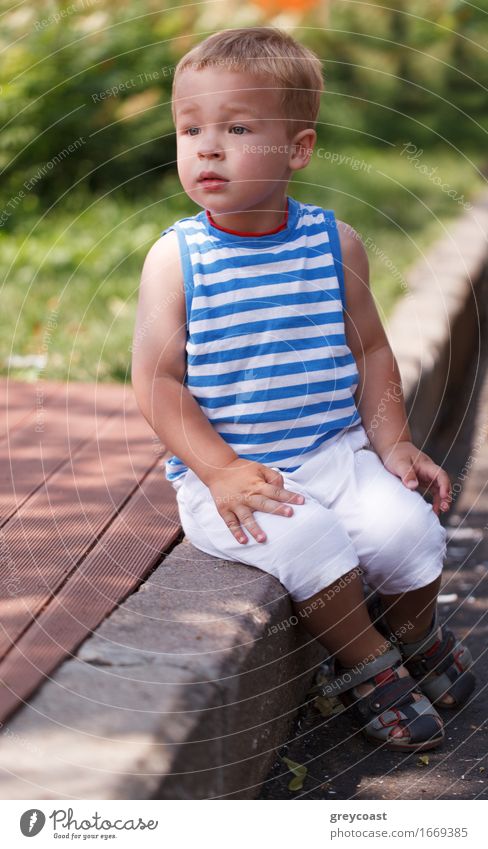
[160,195,362,485]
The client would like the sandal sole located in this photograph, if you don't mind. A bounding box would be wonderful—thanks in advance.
[362,730,445,752]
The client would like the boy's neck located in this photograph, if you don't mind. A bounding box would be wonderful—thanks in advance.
[206,194,289,235]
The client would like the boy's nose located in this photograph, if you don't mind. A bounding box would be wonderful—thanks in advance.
[198,144,224,158]
[197,130,225,158]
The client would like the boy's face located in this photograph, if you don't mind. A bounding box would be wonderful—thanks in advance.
[173,66,313,214]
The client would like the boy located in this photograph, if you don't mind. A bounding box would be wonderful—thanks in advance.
[131,27,475,751]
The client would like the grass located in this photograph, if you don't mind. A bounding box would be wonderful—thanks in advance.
[295,143,486,314]
[1,145,485,383]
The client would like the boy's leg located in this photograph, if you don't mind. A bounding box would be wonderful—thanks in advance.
[318,432,469,708]
[290,566,429,702]
[291,566,390,667]
[376,575,474,707]
[290,566,425,694]
[378,574,442,641]
[291,566,444,747]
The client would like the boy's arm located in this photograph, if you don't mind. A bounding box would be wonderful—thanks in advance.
[131,231,238,485]
[337,220,411,456]
[337,221,451,514]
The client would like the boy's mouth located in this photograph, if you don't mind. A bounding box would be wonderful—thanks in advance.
[197,171,229,186]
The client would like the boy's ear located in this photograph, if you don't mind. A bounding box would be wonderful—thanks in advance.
[289,129,316,169]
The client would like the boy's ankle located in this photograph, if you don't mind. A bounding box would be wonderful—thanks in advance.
[394,614,436,645]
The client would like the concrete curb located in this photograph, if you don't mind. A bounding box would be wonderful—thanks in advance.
[386,189,488,443]
[1,190,487,799]
[0,540,325,799]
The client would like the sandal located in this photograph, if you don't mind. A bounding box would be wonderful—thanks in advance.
[366,594,476,710]
[312,643,445,751]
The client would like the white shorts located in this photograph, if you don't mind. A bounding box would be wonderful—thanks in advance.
[172,424,446,602]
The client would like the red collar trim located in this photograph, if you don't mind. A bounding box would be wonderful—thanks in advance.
[206,198,289,236]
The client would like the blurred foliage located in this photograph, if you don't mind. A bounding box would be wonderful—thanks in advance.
[0,0,487,211]
[0,1,486,381]
[0,0,187,211]
[1,146,484,382]
[309,0,488,148]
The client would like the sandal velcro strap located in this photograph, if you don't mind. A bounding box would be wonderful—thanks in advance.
[366,675,417,714]
[443,668,476,705]
[316,644,402,699]
[390,704,444,745]
[406,628,457,678]
[398,608,440,657]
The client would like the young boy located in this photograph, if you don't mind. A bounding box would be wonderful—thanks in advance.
[131,26,475,751]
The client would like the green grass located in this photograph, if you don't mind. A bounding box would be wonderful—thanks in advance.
[1,145,485,383]
[292,143,486,315]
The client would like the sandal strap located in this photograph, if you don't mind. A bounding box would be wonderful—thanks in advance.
[316,644,402,698]
[341,668,434,729]
[364,673,418,713]
[405,626,457,677]
[397,606,440,657]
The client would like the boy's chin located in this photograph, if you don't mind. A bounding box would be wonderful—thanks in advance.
[186,188,231,205]
[186,186,275,213]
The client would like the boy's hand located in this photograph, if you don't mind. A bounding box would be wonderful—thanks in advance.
[206,458,305,544]
[378,441,452,516]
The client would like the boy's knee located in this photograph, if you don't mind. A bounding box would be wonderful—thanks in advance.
[268,502,344,562]
[403,500,447,557]
[369,494,446,560]
[267,504,355,596]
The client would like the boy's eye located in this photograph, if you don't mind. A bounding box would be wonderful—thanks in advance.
[182,125,249,136]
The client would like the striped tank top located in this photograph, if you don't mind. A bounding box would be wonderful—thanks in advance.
[160,194,362,486]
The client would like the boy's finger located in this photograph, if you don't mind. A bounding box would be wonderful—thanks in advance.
[419,463,451,511]
[395,460,418,488]
[261,483,305,504]
[438,468,452,504]
[221,511,248,544]
[263,466,284,487]
[432,474,451,512]
[248,493,295,517]
[284,488,305,503]
[235,507,267,543]
[431,489,441,516]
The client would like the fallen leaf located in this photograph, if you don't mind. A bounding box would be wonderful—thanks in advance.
[281,756,307,792]
[418,754,430,766]
[313,695,344,717]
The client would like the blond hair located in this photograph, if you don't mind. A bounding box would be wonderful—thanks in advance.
[171,26,324,138]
